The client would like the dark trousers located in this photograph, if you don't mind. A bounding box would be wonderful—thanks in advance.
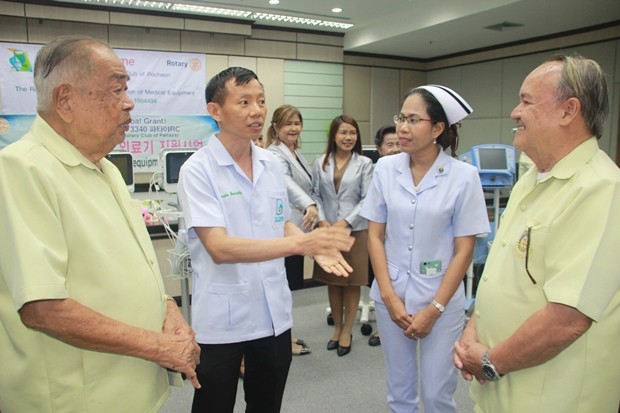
[285,255,305,291]
[191,329,292,413]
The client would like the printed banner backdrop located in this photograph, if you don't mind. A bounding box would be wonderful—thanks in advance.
[119,115,218,173]
[0,43,41,114]
[0,114,36,148]
[114,49,205,115]
[0,43,212,173]
[0,44,206,115]
[0,114,217,173]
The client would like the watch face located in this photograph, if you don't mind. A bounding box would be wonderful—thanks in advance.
[482,365,500,381]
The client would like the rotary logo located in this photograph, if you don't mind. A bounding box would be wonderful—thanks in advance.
[189,58,202,71]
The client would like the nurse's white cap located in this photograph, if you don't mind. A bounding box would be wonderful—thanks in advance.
[416,85,473,125]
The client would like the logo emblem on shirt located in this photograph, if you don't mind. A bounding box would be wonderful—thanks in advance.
[274,198,284,223]
[515,228,529,259]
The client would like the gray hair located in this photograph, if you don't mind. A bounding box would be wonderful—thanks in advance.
[546,53,609,139]
[34,35,111,113]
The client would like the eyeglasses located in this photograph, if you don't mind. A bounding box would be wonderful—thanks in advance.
[524,226,536,285]
[337,130,358,136]
[393,114,434,126]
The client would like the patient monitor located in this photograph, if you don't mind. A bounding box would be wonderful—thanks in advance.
[105,151,134,193]
[159,148,196,194]
[469,144,516,187]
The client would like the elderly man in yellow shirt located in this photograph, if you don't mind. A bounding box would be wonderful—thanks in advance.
[0,36,200,413]
[454,54,620,413]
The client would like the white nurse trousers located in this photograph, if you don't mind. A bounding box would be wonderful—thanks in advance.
[376,301,464,413]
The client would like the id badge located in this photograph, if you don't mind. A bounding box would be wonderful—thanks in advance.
[420,260,441,275]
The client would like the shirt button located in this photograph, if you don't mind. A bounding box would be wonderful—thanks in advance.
[502,240,507,247]
[409,224,414,229]
[411,199,416,205]
[475,310,480,318]
[406,270,411,275]
[408,245,413,250]
[520,205,527,211]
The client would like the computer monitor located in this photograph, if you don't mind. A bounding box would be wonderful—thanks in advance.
[161,148,197,193]
[105,151,134,193]
[362,145,380,164]
[470,144,516,187]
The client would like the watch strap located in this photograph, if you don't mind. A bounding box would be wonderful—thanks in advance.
[431,299,445,313]
[164,294,177,304]
[481,350,502,381]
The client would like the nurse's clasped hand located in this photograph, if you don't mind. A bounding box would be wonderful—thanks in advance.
[383,293,440,340]
[302,227,355,276]
[383,293,414,331]
[403,304,441,340]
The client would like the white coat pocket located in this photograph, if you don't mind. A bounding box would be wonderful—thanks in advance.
[204,282,252,331]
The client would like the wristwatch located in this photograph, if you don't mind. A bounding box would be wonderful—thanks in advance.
[164,294,177,304]
[481,350,502,381]
[431,299,445,313]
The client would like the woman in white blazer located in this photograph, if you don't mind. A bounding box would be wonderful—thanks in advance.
[266,104,318,356]
[312,114,374,357]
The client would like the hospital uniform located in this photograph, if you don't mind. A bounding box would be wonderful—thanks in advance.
[472,138,620,413]
[361,148,489,413]
[0,116,171,413]
[179,134,293,343]
[177,135,293,412]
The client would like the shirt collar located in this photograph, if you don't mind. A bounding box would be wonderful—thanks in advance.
[431,148,451,177]
[394,146,451,177]
[208,134,271,167]
[30,115,99,171]
[543,137,599,182]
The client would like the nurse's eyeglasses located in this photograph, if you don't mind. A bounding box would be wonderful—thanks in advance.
[393,114,434,126]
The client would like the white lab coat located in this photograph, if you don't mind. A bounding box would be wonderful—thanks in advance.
[178,135,293,344]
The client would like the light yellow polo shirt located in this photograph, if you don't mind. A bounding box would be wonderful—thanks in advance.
[473,138,620,413]
[0,116,171,413]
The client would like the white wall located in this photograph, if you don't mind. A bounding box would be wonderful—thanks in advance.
[427,41,619,158]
